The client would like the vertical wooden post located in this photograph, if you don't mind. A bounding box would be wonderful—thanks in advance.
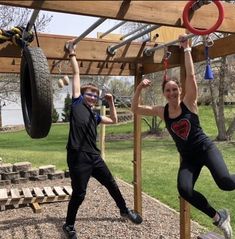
[133,65,143,214]
[0,99,2,129]
[99,105,106,159]
[180,52,191,239]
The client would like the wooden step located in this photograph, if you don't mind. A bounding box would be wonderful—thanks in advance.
[0,188,8,202]
[22,187,33,204]
[53,186,67,200]
[43,186,56,202]
[0,185,72,212]
[198,232,224,239]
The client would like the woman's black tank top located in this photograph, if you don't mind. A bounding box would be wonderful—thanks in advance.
[164,102,212,155]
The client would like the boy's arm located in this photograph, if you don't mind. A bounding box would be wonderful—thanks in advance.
[65,41,81,98]
[100,94,118,124]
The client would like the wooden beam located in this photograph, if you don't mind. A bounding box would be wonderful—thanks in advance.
[99,105,106,160]
[0,58,135,76]
[179,52,191,239]
[0,1,235,34]
[142,34,235,74]
[51,60,136,76]
[1,34,235,75]
[142,63,179,75]
[133,64,143,215]
[0,33,156,63]
[193,34,235,62]
[1,32,235,66]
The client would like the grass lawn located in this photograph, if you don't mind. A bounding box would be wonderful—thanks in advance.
[0,105,234,233]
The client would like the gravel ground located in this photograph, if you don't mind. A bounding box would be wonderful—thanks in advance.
[0,177,207,239]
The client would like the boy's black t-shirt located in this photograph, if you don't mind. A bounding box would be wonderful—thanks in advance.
[67,95,101,154]
[164,102,213,156]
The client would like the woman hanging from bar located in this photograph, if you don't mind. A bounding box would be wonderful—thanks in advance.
[131,34,234,239]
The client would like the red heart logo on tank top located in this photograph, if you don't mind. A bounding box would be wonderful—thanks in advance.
[171,119,191,140]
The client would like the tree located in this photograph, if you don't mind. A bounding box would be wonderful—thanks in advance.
[120,22,166,135]
[194,54,235,141]
[62,93,71,122]
[52,104,59,123]
[120,21,150,42]
[207,55,235,141]
[192,32,235,141]
[142,70,171,135]
[0,5,52,30]
[0,5,53,104]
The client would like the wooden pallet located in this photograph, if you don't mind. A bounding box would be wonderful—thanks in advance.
[198,232,224,239]
[0,185,72,213]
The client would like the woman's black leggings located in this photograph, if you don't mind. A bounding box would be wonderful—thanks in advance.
[178,144,235,218]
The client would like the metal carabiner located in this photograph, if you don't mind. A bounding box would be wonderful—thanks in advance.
[203,35,214,48]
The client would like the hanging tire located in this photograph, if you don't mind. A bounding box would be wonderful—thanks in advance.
[20,46,52,138]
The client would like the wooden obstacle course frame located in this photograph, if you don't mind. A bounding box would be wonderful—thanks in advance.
[0,1,234,238]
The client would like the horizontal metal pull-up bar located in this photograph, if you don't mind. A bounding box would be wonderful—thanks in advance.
[120,24,148,40]
[107,25,160,56]
[60,18,106,68]
[72,18,106,45]
[144,33,195,56]
[99,20,126,39]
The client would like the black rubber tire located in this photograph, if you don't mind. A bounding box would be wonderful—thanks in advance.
[20,46,52,138]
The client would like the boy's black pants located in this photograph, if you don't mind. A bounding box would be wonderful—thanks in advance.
[66,149,127,225]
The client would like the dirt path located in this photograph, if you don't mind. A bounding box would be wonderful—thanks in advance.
[0,177,206,239]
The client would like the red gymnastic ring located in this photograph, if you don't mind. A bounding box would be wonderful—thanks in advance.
[183,0,224,35]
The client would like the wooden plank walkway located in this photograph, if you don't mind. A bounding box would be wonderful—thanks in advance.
[197,232,224,239]
[0,185,72,212]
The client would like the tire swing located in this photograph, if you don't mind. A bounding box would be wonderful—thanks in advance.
[20,46,52,138]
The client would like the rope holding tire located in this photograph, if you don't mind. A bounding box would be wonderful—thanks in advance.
[0,26,34,47]
[183,0,224,35]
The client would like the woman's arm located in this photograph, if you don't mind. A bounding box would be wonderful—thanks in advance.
[131,79,164,120]
[65,41,81,98]
[179,35,198,113]
[100,94,118,124]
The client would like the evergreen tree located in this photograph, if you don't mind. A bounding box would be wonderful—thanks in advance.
[62,93,71,122]
[52,104,59,123]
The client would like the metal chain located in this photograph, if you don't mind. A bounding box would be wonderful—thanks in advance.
[191,0,212,11]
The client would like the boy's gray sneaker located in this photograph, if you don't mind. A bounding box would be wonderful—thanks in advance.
[62,223,78,239]
[213,209,233,239]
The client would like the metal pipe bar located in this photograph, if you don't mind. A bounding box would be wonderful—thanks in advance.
[144,33,195,56]
[107,25,160,55]
[62,18,106,68]
[99,21,126,38]
[23,0,45,40]
[22,9,40,41]
[120,24,148,40]
[72,18,106,45]
[26,9,40,32]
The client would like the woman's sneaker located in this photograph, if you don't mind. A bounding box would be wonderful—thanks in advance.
[62,223,78,239]
[213,209,233,239]
[120,208,143,224]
